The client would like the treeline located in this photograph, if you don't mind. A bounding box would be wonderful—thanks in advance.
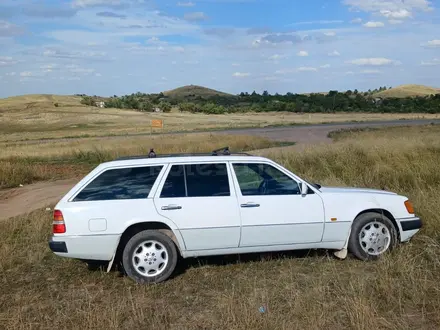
[81,89,440,114]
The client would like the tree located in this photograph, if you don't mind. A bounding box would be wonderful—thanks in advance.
[139,101,153,112]
[159,101,172,113]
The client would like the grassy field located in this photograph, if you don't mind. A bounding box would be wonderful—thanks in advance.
[0,133,281,189]
[1,94,440,142]
[1,125,440,329]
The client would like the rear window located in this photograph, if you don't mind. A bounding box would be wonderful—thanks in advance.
[160,163,230,198]
[74,166,163,201]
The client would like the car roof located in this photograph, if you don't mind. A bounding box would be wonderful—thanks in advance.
[101,155,270,168]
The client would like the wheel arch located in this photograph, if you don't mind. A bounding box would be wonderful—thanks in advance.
[354,208,400,241]
[113,221,185,267]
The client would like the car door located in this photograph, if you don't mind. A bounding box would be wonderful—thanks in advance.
[154,162,241,251]
[231,162,325,247]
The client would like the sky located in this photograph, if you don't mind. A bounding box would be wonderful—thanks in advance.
[0,0,439,97]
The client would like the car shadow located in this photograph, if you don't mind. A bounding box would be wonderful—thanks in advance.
[172,249,338,278]
[84,249,340,280]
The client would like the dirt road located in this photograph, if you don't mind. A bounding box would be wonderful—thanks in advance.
[0,179,78,221]
[1,119,439,221]
[215,118,440,143]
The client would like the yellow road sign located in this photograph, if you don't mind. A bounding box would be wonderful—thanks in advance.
[151,119,163,128]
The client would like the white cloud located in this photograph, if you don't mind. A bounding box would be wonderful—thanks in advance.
[343,0,433,14]
[348,58,400,66]
[72,0,122,8]
[184,12,208,22]
[424,40,440,48]
[364,21,385,28]
[95,73,102,76]
[421,58,440,66]
[147,37,160,43]
[275,69,295,75]
[324,32,336,37]
[297,50,309,57]
[269,54,288,60]
[68,65,96,75]
[351,18,363,23]
[298,67,318,72]
[361,69,382,74]
[40,64,57,70]
[20,71,33,77]
[289,20,344,26]
[320,64,331,69]
[380,9,412,19]
[233,72,250,78]
[389,19,404,24]
[0,20,24,37]
[0,56,17,66]
[232,63,240,67]
[328,50,340,57]
[6,72,16,76]
[177,1,195,6]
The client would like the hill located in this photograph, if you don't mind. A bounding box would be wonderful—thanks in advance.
[374,84,440,98]
[0,94,83,112]
[162,85,233,99]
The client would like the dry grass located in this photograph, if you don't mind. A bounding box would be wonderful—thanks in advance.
[0,134,281,189]
[1,126,440,329]
[374,84,440,98]
[1,94,440,142]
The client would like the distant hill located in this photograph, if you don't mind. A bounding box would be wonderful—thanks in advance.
[0,94,83,112]
[163,85,233,99]
[374,85,440,98]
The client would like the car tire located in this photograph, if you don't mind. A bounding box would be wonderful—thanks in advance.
[122,230,178,284]
[348,212,398,261]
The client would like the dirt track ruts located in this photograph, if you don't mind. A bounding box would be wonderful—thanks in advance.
[1,119,439,221]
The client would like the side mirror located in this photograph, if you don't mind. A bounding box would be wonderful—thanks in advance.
[300,182,308,196]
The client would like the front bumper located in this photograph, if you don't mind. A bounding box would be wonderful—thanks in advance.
[398,217,422,242]
[400,217,422,231]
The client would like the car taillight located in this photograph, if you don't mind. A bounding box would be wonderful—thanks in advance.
[53,210,66,234]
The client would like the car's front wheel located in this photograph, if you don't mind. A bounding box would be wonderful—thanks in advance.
[348,212,398,261]
[122,230,178,284]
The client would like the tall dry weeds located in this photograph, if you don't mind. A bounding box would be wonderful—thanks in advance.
[1,126,440,329]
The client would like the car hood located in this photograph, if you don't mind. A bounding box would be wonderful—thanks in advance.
[319,186,397,196]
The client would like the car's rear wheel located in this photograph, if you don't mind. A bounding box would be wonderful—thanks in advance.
[348,212,398,261]
[122,230,178,284]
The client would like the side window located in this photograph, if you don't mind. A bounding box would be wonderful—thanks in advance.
[160,163,230,198]
[186,163,230,197]
[74,166,163,202]
[160,165,186,198]
[233,163,300,196]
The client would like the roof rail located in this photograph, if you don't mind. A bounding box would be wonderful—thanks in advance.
[115,147,252,161]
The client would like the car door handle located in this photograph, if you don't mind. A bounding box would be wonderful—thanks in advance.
[161,205,182,211]
[241,203,260,208]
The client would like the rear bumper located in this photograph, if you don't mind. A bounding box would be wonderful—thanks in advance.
[398,217,422,242]
[49,234,120,261]
[49,240,68,253]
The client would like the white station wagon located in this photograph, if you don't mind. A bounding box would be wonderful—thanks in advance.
[49,147,422,283]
